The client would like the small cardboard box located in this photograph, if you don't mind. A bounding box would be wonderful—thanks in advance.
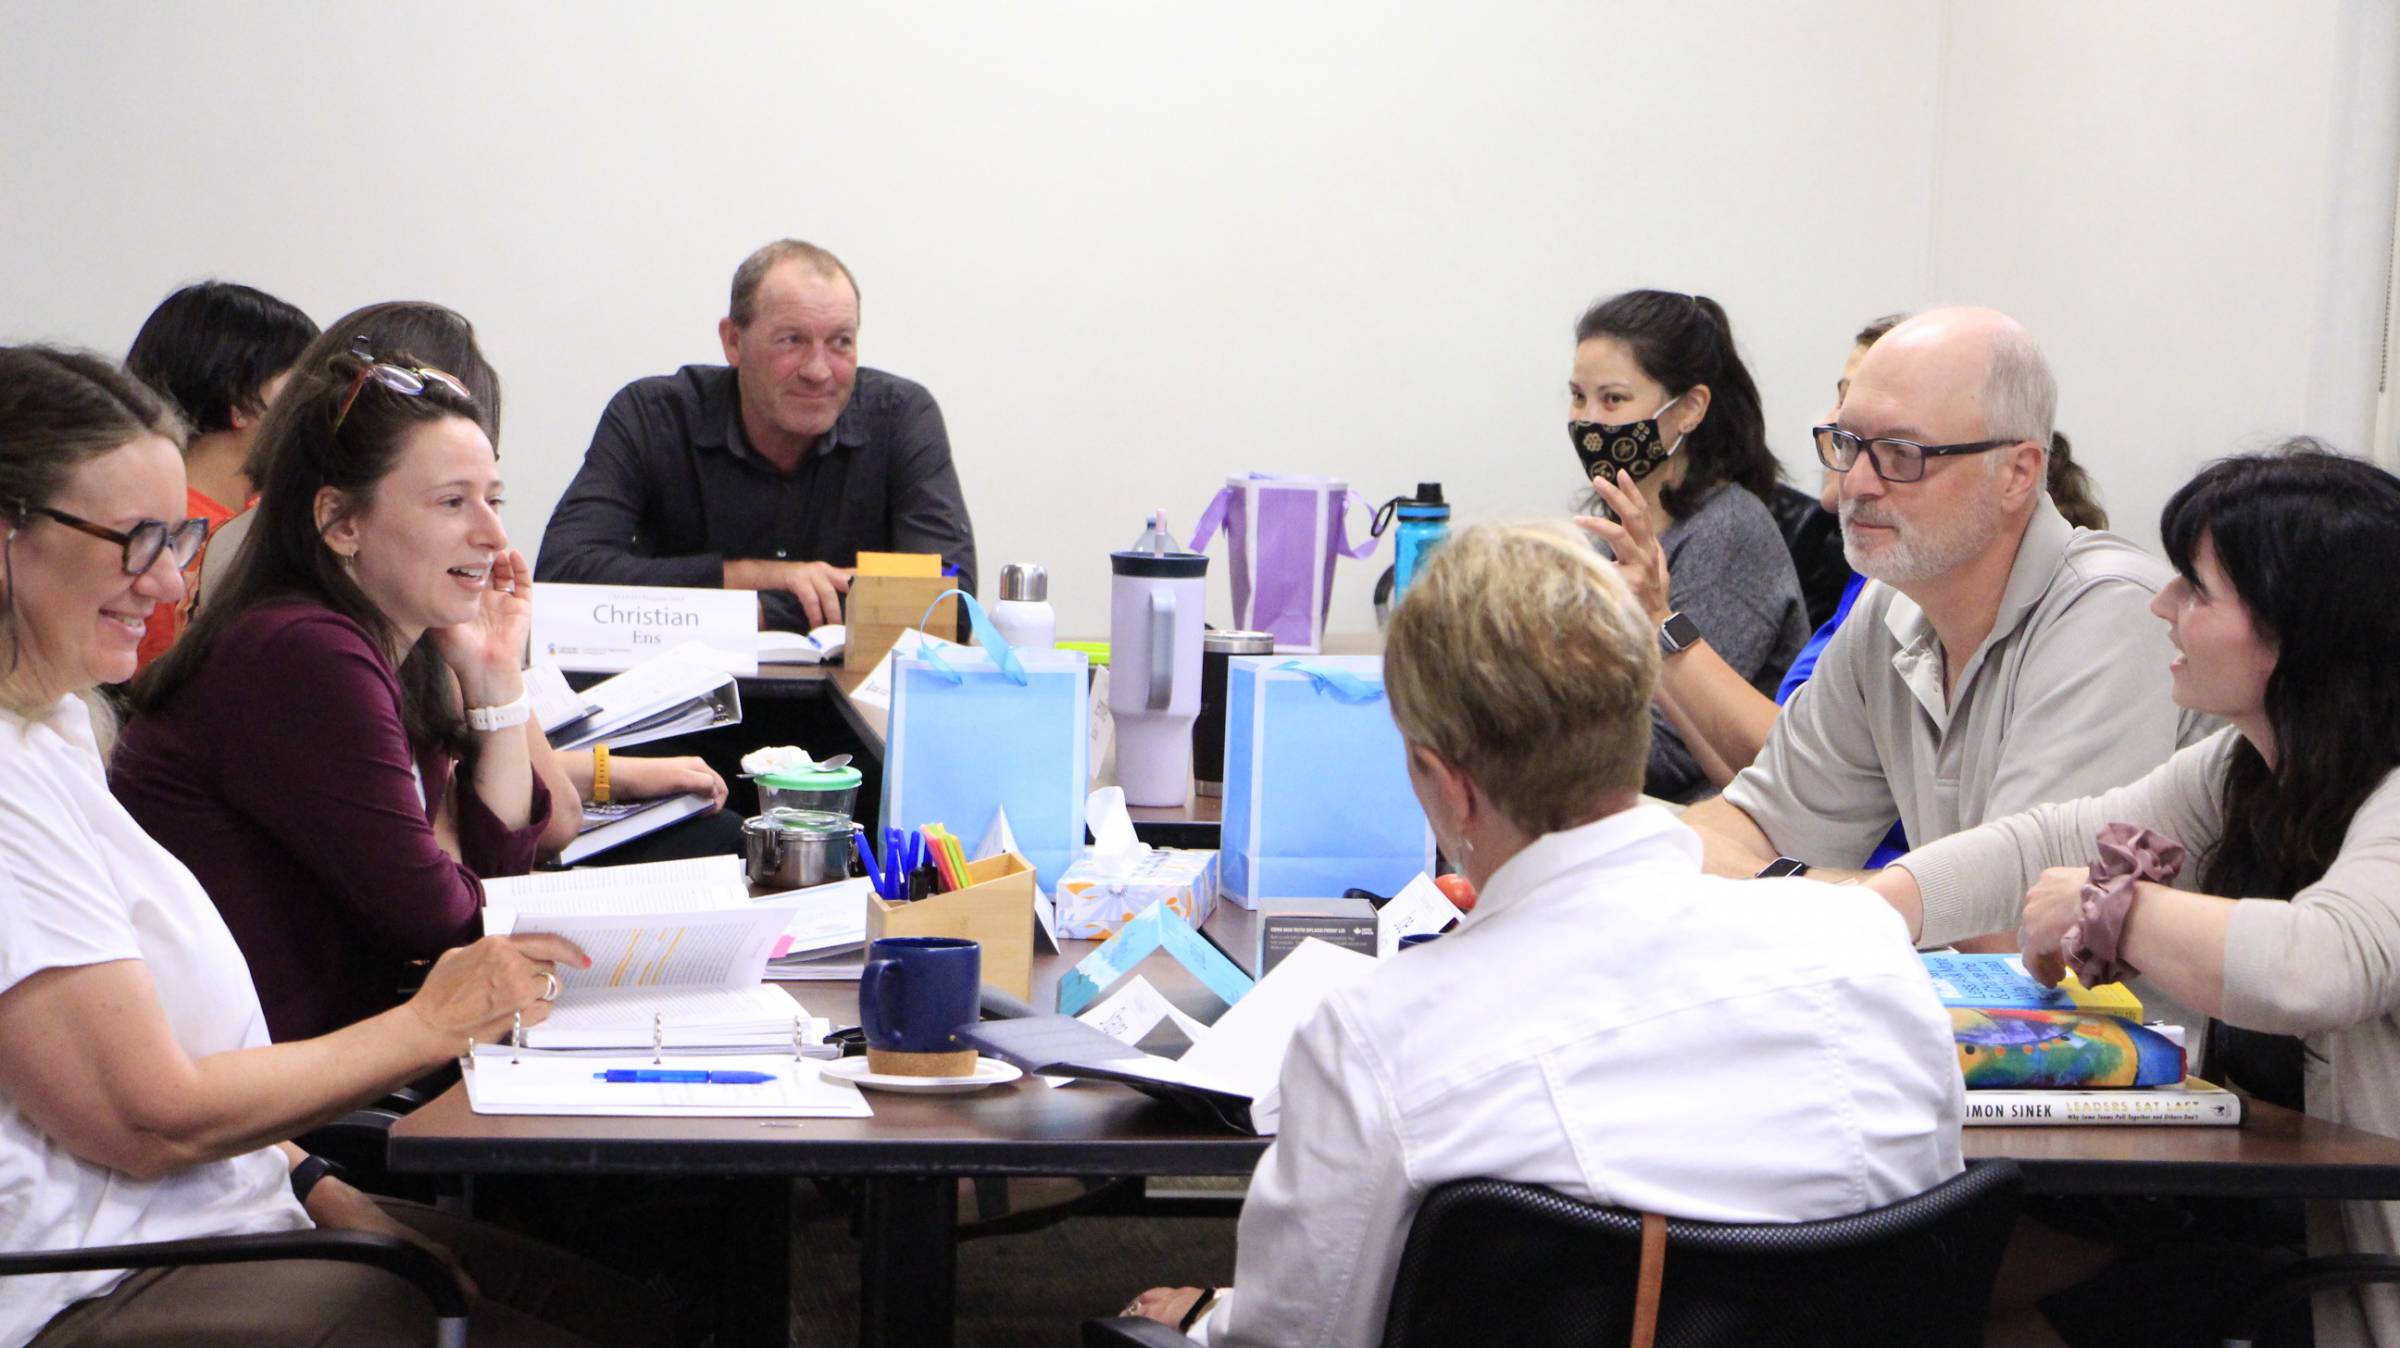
[865,850,1035,1000]
[846,553,958,673]
[1053,849,1219,939]
[1252,899,1379,977]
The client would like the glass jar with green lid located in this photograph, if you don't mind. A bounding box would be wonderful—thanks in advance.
[756,764,863,820]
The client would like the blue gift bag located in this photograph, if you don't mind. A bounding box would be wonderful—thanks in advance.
[882,593,1089,889]
[1219,655,1435,905]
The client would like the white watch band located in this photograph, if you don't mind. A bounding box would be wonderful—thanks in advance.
[465,689,532,732]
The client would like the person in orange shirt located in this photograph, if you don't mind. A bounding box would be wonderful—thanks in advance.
[122,281,319,669]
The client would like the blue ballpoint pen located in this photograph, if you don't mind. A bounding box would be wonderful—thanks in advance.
[851,829,877,890]
[591,1070,776,1084]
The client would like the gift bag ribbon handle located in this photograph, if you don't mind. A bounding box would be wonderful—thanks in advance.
[915,589,1028,686]
[1275,659,1384,703]
[1188,485,1235,552]
[1331,489,1380,560]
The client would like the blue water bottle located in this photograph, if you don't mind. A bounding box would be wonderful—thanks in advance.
[1391,482,1451,597]
[1372,482,1453,627]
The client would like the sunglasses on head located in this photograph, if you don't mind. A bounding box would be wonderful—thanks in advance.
[331,337,471,432]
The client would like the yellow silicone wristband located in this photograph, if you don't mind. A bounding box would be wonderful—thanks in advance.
[592,743,611,804]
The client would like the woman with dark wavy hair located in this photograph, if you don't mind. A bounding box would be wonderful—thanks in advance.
[116,338,560,1043]
[1567,289,1808,802]
[1869,442,2400,1347]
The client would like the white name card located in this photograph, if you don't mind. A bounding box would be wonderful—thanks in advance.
[534,582,760,675]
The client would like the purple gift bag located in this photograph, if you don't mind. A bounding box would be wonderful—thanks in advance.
[1188,474,1380,653]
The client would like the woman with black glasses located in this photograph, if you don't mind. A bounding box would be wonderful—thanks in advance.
[115,336,563,1044]
[0,346,662,1346]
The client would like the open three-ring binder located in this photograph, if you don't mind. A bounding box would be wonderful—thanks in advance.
[461,1024,872,1118]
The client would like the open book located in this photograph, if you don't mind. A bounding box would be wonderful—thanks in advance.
[481,855,803,1051]
[755,624,846,666]
[527,641,743,752]
[962,938,1376,1134]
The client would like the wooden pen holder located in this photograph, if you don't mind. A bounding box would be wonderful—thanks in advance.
[846,573,958,672]
[865,851,1036,1001]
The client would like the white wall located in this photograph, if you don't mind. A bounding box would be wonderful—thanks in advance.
[0,0,1936,637]
[3,0,2386,634]
[1929,0,2396,548]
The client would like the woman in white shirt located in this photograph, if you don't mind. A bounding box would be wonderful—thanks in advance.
[0,346,664,1347]
[1127,519,1961,1345]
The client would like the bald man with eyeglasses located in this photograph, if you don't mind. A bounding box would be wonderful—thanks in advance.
[1679,308,2215,896]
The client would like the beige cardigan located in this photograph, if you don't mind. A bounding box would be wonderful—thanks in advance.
[1902,728,2400,1348]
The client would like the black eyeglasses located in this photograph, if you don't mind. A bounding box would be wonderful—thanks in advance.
[1812,425,2021,483]
[21,505,209,574]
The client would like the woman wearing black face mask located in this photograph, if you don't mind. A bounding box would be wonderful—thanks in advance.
[1566,289,1808,804]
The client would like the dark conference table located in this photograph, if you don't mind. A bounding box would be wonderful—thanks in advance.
[473,660,2400,1342]
[389,912,2400,1348]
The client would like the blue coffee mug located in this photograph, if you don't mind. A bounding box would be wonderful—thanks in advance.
[858,937,982,1054]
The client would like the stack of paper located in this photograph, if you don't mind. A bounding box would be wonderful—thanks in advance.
[483,856,807,1052]
[462,1046,873,1118]
[763,877,872,981]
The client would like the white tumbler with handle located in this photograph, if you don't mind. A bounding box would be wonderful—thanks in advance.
[1110,515,1209,807]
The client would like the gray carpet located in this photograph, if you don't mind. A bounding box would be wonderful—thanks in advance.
[788,1200,1239,1347]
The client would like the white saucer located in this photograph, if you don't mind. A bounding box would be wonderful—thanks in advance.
[820,1056,1023,1094]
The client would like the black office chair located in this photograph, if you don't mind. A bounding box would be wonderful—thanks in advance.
[0,1229,469,1346]
[294,1075,450,1204]
[1082,1160,2021,1348]
[2218,1253,2400,1347]
[1765,480,1850,632]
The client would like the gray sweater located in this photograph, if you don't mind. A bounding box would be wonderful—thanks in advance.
[1904,729,2400,1348]
[1648,484,1809,802]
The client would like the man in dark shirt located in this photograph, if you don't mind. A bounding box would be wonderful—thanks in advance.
[536,239,977,631]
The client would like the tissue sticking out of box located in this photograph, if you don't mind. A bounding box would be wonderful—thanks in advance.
[1083,786,1151,890]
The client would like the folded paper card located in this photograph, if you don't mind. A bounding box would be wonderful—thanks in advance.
[1372,873,1463,956]
[1056,898,1254,1015]
[1042,974,1211,1088]
[533,582,762,675]
[971,938,1377,1133]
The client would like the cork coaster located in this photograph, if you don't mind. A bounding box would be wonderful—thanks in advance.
[866,1046,980,1078]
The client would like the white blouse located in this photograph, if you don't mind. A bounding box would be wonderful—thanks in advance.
[0,695,305,1347]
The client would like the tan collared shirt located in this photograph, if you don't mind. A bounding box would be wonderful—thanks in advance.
[1724,497,2217,867]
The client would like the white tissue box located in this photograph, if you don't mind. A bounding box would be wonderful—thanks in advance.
[1054,849,1220,939]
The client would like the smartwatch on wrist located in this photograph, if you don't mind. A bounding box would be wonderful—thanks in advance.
[1755,856,1810,879]
[289,1153,339,1205]
[466,688,532,732]
[1658,611,1702,656]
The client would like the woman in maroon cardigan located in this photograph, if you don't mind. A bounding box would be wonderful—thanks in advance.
[116,342,558,1041]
